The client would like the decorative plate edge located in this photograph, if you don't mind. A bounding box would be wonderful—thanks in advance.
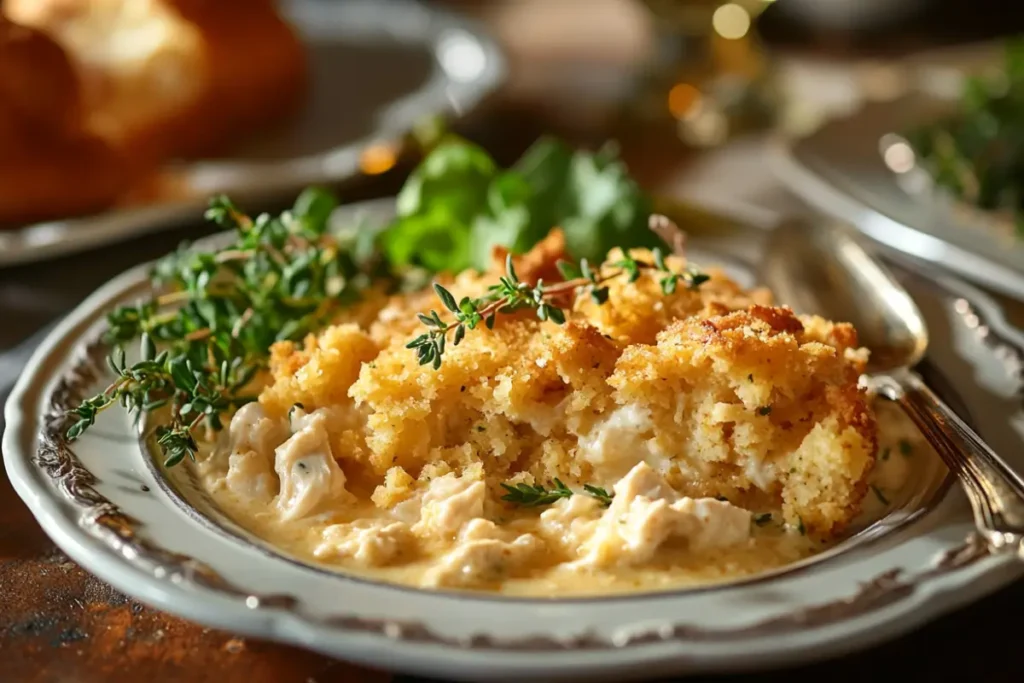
[29,311,1007,653]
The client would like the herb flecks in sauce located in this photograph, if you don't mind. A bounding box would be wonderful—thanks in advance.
[872,485,890,506]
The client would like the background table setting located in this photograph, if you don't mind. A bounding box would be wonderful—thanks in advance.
[4,0,1024,681]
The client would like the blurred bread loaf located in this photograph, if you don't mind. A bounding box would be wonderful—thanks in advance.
[0,0,307,224]
[0,17,130,224]
[5,0,307,161]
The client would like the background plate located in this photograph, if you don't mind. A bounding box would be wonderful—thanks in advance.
[0,0,505,268]
[770,92,1024,301]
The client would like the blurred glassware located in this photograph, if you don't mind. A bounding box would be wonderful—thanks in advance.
[620,0,778,149]
[781,0,925,31]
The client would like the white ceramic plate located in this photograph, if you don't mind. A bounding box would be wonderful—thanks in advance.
[0,0,505,268]
[5,199,1024,682]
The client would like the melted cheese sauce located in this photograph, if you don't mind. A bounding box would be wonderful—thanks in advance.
[194,400,932,597]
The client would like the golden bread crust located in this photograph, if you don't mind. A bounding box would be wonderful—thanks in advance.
[5,0,306,162]
[0,17,130,225]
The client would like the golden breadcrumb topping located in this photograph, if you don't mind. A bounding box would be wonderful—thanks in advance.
[257,232,877,535]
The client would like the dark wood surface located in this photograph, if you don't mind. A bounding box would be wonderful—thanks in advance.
[3,1,1024,680]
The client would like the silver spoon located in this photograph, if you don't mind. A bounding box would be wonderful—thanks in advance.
[761,218,1024,557]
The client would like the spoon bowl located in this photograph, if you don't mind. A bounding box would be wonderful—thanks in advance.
[761,218,1024,558]
[761,219,927,373]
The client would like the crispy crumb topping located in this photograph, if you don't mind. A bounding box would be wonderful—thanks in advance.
[258,239,877,535]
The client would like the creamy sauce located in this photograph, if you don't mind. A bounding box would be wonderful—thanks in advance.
[196,400,931,597]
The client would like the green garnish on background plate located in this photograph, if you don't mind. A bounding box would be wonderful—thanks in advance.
[904,37,1024,235]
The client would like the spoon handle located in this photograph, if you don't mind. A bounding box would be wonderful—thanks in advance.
[871,368,1024,558]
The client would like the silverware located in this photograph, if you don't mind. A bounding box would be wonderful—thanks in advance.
[762,218,1024,557]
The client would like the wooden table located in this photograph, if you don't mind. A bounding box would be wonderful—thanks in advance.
[3,1,1024,681]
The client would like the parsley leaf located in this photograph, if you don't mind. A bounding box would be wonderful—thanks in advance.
[380,135,666,274]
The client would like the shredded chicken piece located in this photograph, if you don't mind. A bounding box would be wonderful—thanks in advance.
[274,409,350,520]
[538,493,602,550]
[424,520,542,588]
[225,451,276,503]
[572,463,751,569]
[222,403,285,503]
[314,520,412,566]
[412,474,486,540]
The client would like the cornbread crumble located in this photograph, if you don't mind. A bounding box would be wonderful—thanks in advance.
[197,232,925,595]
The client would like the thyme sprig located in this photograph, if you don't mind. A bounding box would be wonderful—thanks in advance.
[407,215,707,368]
[66,189,387,466]
[501,479,614,508]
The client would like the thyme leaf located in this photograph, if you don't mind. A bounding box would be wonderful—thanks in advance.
[500,479,574,507]
[501,480,616,508]
[582,484,614,508]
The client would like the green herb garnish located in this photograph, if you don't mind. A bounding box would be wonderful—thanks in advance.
[583,484,614,508]
[757,406,772,416]
[67,188,383,467]
[753,512,773,526]
[500,479,574,507]
[407,219,708,368]
[500,480,615,508]
[899,439,913,456]
[384,136,662,273]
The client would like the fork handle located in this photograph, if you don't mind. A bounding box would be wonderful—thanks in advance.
[870,368,1024,558]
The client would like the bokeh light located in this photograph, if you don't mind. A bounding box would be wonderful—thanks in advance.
[359,143,399,175]
[882,140,916,174]
[712,3,751,40]
[668,83,702,119]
